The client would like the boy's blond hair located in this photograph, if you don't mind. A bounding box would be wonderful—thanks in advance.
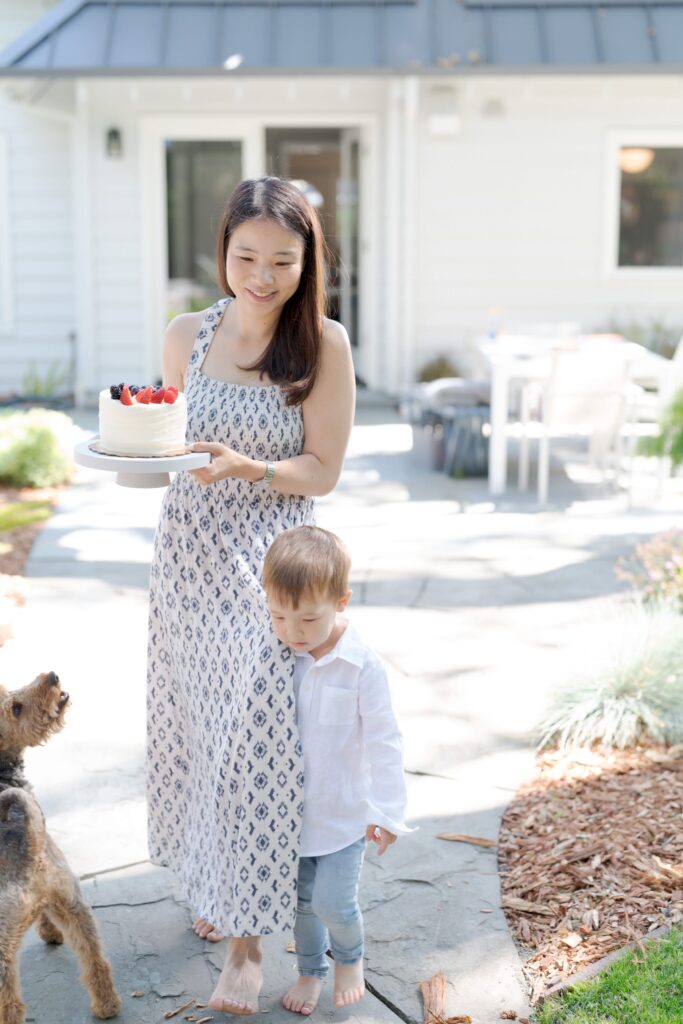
[263,526,351,608]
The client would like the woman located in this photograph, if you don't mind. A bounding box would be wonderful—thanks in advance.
[146,177,356,1014]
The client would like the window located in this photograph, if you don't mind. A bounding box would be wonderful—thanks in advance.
[618,146,683,268]
[0,136,12,334]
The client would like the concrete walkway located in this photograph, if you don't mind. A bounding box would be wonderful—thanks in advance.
[5,392,683,1024]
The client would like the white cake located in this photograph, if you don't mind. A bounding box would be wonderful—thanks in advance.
[98,386,188,457]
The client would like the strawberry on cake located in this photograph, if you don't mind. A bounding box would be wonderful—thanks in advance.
[98,384,188,457]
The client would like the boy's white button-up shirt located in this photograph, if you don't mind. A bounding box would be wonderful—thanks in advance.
[293,621,412,857]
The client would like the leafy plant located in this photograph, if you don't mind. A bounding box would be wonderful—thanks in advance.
[417,355,459,383]
[166,295,212,322]
[21,361,71,398]
[637,390,683,471]
[616,529,683,611]
[0,409,75,488]
[537,604,683,750]
[596,316,683,359]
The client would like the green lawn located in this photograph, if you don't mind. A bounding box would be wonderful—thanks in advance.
[537,928,683,1024]
[0,500,52,533]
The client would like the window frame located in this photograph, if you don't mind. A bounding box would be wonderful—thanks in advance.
[0,135,12,336]
[604,129,683,279]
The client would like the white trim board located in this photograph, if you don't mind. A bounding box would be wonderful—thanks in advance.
[603,128,683,281]
[140,112,379,387]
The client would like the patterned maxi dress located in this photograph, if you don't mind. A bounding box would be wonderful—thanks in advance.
[146,297,314,936]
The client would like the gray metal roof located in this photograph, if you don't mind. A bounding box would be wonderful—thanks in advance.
[1,0,683,74]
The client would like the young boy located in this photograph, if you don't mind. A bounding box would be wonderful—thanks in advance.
[262,525,412,1017]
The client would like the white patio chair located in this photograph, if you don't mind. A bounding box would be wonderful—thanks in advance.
[400,377,490,424]
[626,335,683,495]
[627,334,683,423]
[518,346,633,504]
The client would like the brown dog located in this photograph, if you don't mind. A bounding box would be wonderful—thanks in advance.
[0,672,121,1024]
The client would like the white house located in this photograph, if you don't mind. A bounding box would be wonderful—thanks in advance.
[1,0,682,404]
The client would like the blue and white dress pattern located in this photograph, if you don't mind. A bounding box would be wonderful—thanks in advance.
[147,298,314,936]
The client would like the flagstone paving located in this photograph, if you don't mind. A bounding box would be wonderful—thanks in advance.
[6,392,683,1023]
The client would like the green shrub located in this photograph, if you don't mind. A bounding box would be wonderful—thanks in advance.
[0,409,75,488]
[418,355,459,383]
[616,529,683,611]
[537,605,683,751]
[637,390,683,471]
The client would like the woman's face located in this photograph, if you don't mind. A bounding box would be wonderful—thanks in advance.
[226,217,305,314]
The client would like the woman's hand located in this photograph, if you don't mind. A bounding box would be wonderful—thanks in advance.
[189,441,258,486]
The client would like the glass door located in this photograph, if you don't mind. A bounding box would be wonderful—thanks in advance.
[165,140,243,320]
[265,127,361,348]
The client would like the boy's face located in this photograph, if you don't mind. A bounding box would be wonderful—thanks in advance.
[266,589,350,657]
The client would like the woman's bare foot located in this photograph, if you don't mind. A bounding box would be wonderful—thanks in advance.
[282,976,324,1016]
[333,961,365,1008]
[208,937,263,1016]
[193,917,224,942]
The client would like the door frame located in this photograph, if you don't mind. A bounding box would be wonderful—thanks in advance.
[140,115,262,385]
[261,113,378,386]
[141,112,378,387]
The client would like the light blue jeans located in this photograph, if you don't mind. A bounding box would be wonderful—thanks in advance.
[295,836,366,978]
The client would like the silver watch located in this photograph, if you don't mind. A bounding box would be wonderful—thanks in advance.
[262,461,276,485]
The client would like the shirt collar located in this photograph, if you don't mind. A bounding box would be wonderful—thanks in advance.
[294,621,365,669]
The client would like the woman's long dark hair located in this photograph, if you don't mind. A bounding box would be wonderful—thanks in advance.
[216,177,329,406]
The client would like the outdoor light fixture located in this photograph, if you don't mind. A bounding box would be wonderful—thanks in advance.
[618,147,655,175]
[106,127,123,158]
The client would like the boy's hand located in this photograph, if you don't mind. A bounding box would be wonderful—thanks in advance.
[366,824,397,856]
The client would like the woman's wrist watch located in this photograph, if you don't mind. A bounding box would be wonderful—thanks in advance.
[262,461,276,485]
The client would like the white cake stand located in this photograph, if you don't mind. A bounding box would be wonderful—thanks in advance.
[74,438,212,488]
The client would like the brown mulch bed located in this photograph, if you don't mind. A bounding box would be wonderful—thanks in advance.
[0,485,61,645]
[0,485,60,576]
[499,745,683,1003]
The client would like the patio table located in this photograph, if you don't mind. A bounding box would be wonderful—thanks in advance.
[467,335,670,496]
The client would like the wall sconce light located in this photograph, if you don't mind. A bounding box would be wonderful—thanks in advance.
[106,127,123,158]
[618,147,655,175]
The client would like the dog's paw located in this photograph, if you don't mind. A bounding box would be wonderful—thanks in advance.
[92,990,122,1019]
[37,915,64,945]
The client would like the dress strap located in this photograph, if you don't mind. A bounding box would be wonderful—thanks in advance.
[184,297,231,384]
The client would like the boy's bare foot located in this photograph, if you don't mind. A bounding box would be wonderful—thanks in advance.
[282,976,324,1016]
[333,961,365,1008]
[193,917,224,942]
[208,937,263,1015]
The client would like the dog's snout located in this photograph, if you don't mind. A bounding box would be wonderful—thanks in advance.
[47,672,59,686]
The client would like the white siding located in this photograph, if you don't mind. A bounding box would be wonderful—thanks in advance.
[4,65,683,399]
[79,77,387,400]
[0,96,74,395]
[413,76,683,386]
